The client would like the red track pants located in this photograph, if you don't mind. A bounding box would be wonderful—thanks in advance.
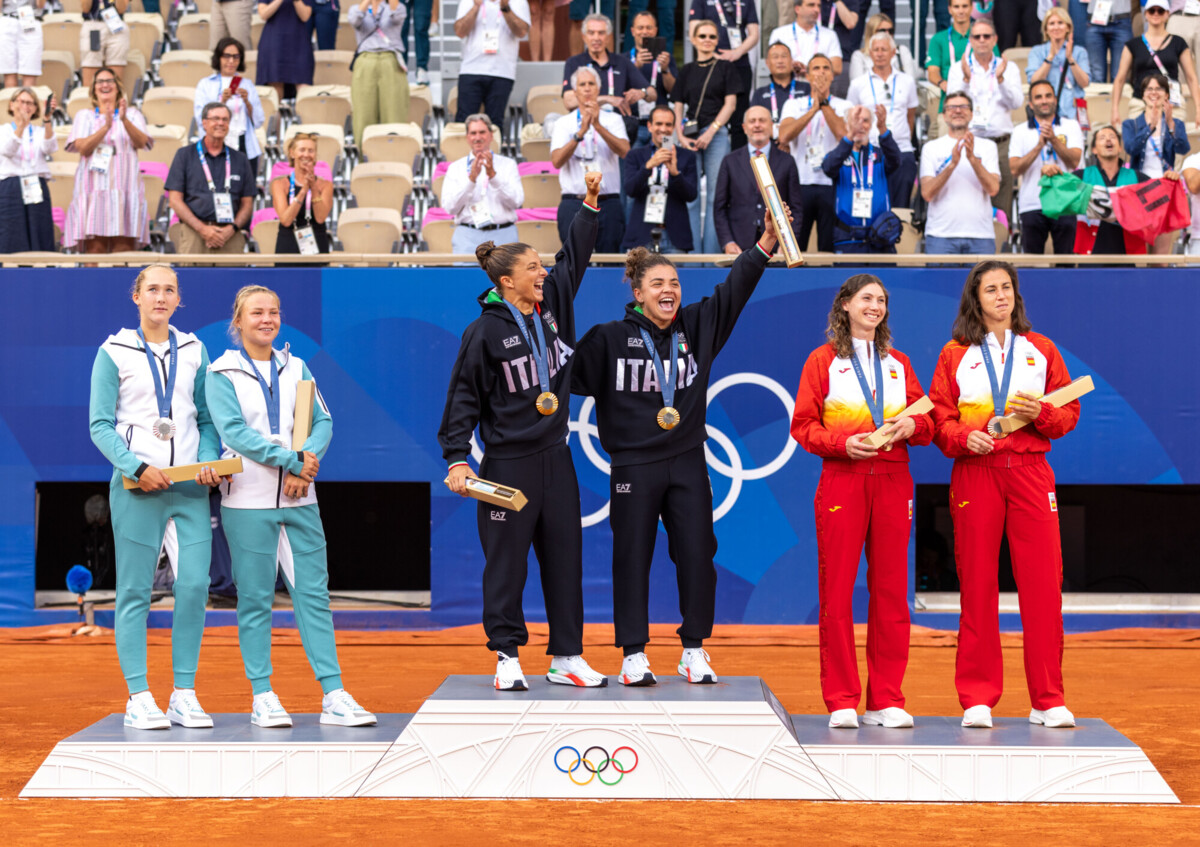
[950,454,1065,711]
[814,462,913,712]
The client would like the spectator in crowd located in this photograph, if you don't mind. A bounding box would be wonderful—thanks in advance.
[927,0,986,112]
[256,0,314,102]
[996,0,1041,52]
[820,0,870,97]
[165,102,255,255]
[914,0,951,66]
[310,0,338,50]
[1179,143,1200,255]
[713,105,803,254]
[567,0,613,56]
[628,10,678,147]
[2,0,44,88]
[210,0,253,50]
[194,38,265,187]
[947,18,1023,215]
[550,65,628,252]
[271,132,333,256]
[621,105,697,253]
[455,0,531,128]
[674,19,741,254]
[849,13,917,81]
[688,0,760,149]
[1074,124,1147,255]
[919,90,1001,254]
[1086,0,1133,84]
[624,0,672,52]
[1122,72,1189,255]
[769,0,843,78]
[820,103,901,253]
[750,42,811,130]
[1111,0,1200,127]
[779,53,848,252]
[80,0,129,89]
[528,0,555,61]
[442,114,523,253]
[1010,79,1084,255]
[349,0,409,147]
[64,67,151,255]
[1169,0,1200,60]
[847,30,918,207]
[562,13,652,118]
[1027,7,1090,124]
[0,88,56,253]
[402,0,433,85]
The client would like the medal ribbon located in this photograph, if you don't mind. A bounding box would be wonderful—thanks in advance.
[849,341,885,428]
[240,350,281,435]
[979,333,1016,419]
[196,140,231,193]
[138,327,178,422]
[502,299,552,397]
[638,328,678,411]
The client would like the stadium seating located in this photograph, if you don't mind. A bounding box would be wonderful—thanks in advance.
[175,14,210,51]
[142,87,199,129]
[349,161,413,217]
[295,86,353,127]
[362,123,424,167]
[313,51,355,87]
[516,220,561,254]
[336,207,404,253]
[421,219,455,252]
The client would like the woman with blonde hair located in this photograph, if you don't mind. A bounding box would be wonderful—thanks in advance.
[1026,7,1090,123]
[849,14,917,81]
[271,133,332,257]
[207,285,375,728]
[791,274,932,729]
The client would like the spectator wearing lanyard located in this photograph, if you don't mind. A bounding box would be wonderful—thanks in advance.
[0,87,56,253]
[1,0,45,88]
[1111,0,1200,129]
[79,0,129,89]
[165,102,255,256]
[348,0,408,146]
[210,0,255,52]
[194,38,265,188]
[442,114,523,254]
[1026,8,1090,124]
[623,0,673,54]
[821,104,900,253]
[768,0,843,79]
[561,14,651,117]
[627,10,678,148]
[749,42,811,138]
[1085,0,1133,84]
[621,105,697,253]
[926,0,992,114]
[688,0,759,149]
[1122,73,1189,256]
[271,133,333,258]
[1010,79,1084,256]
[849,14,917,81]
[847,31,918,207]
[455,0,531,130]
[947,19,1023,216]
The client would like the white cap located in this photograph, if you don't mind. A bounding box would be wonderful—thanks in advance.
[1144,0,1170,10]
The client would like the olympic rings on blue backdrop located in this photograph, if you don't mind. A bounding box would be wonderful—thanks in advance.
[554,745,638,786]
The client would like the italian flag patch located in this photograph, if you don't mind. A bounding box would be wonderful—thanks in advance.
[1048,492,1058,512]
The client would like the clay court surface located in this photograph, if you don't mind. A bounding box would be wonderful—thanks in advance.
[3,624,1198,845]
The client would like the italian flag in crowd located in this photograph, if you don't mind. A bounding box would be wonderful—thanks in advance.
[1039,172,1192,253]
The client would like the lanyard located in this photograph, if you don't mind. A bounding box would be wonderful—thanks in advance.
[288,172,313,220]
[793,21,818,52]
[805,96,826,138]
[713,0,742,32]
[196,140,231,193]
[1147,123,1163,160]
[651,159,667,185]
[11,123,37,169]
[769,79,796,121]
[968,50,998,98]
[850,144,874,190]
[1142,34,1170,78]
[869,73,892,107]
[630,48,660,86]
[589,63,615,95]
[849,342,885,428]
[240,350,281,435]
[502,300,552,396]
[363,4,390,43]
[638,328,679,410]
[979,333,1016,419]
[138,328,178,422]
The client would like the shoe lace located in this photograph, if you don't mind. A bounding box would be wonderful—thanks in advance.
[329,689,361,711]
[175,690,203,713]
[258,691,284,713]
[625,652,650,672]
[684,648,711,664]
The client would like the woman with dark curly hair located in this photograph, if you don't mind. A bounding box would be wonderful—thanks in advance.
[791,273,932,730]
[193,38,265,186]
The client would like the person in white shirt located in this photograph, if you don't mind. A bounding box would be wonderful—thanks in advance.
[1,0,44,87]
[769,0,843,78]
[1009,79,1083,255]
[550,64,630,252]
[849,13,917,81]
[1179,148,1200,254]
[847,31,919,207]
[454,0,531,129]
[442,114,524,253]
[0,86,56,252]
[778,52,847,251]
[946,18,1023,216]
[194,38,265,186]
[919,90,1001,254]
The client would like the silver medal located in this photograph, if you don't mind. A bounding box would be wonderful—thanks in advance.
[152,417,176,441]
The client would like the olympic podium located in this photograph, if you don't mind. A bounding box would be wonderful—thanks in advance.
[21,676,1178,802]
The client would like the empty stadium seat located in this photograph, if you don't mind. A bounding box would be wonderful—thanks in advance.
[159,50,213,88]
[520,137,551,162]
[295,85,353,126]
[516,220,561,254]
[526,84,563,124]
[421,218,455,252]
[350,161,413,216]
[313,51,355,87]
[140,123,188,166]
[336,207,403,253]
[335,23,357,51]
[126,13,164,63]
[50,126,79,164]
[41,15,83,65]
[66,86,92,119]
[408,83,433,130]
[252,219,280,252]
[40,52,76,102]
[256,85,279,124]
[48,161,78,212]
[243,50,258,82]
[123,48,148,93]
[361,123,423,165]
[175,14,210,50]
[141,87,199,129]
[520,172,561,208]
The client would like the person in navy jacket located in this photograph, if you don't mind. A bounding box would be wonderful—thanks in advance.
[821,103,900,253]
[621,105,698,252]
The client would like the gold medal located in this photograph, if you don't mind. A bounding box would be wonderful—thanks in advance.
[536,391,559,415]
[656,406,680,430]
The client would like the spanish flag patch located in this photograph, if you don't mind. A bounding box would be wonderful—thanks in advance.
[1026,355,1036,366]
[889,366,899,379]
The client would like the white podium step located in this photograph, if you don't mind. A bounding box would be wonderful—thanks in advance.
[21,676,1178,803]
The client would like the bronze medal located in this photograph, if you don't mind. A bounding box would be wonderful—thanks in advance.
[656,406,680,430]
[536,391,559,415]
[986,415,1008,438]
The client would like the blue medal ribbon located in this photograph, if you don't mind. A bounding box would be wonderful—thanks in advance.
[501,299,552,396]
[137,327,178,422]
[638,327,678,410]
[240,349,281,435]
[849,341,885,429]
[979,332,1016,418]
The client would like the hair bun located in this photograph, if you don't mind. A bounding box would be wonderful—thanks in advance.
[475,242,496,268]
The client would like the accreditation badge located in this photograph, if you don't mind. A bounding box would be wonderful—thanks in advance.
[213,191,235,223]
[90,144,114,173]
[483,29,500,54]
[18,4,36,30]
[295,225,319,255]
[644,184,667,224]
[851,189,872,219]
[21,175,43,205]
[100,4,125,32]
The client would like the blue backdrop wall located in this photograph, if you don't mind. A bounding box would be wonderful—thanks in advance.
[1,266,1196,629]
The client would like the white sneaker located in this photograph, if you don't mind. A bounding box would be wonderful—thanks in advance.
[251,691,293,728]
[546,655,608,687]
[1030,705,1076,728]
[494,651,528,690]
[829,708,859,729]
[677,647,717,684]
[166,688,213,728]
[862,707,914,728]
[618,652,656,686]
[125,691,170,730]
[321,689,377,726]
[962,704,993,728]
[415,68,430,85]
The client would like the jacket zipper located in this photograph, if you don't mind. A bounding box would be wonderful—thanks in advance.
[275,467,284,508]
[158,354,175,466]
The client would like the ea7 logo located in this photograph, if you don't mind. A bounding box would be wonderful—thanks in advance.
[502,335,521,349]
[627,337,644,348]
[615,483,631,493]
[490,510,507,521]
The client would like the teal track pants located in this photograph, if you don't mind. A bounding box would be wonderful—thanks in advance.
[221,504,343,695]
[109,476,212,694]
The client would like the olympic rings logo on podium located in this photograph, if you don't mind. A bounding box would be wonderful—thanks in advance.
[553,745,639,786]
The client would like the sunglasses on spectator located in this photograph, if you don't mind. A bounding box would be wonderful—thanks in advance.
[1145,7,1167,13]
[695,33,718,39]
[877,27,894,34]
[971,32,994,40]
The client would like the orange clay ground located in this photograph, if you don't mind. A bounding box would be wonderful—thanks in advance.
[2,624,1198,846]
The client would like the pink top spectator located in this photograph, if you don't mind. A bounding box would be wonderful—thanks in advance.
[63,107,153,248]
